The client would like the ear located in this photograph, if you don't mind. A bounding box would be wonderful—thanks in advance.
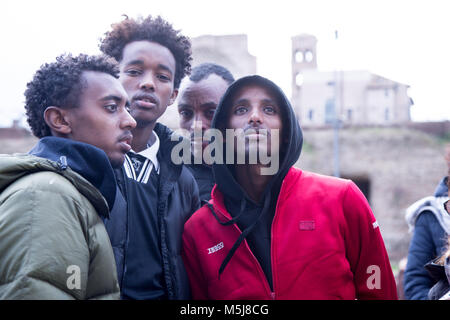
[43,106,72,136]
[168,89,178,106]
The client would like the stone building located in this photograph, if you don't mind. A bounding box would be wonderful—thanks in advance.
[158,34,257,129]
[291,34,413,127]
[190,34,257,79]
[297,124,449,265]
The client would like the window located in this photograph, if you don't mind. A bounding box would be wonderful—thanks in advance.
[384,108,390,121]
[308,109,314,121]
[295,51,304,63]
[305,50,314,62]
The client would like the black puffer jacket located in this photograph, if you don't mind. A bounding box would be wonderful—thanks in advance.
[105,123,200,299]
[186,163,214,202]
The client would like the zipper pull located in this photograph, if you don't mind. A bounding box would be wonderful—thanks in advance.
[270,291,276,300]
[58,156,67,171]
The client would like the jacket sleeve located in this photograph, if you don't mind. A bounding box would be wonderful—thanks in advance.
[182,220,208,300]
[0,180,91,299]
[342,181,398,300]
[403,212,446,300]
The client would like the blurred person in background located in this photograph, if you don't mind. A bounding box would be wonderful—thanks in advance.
[177,63,234,201]
[426,235,450,299]
[404,144,450,299]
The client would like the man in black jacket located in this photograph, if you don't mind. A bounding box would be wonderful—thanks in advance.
[177,63,234,201]
[100,15,199,300]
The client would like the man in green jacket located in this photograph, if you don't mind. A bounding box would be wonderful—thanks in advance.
[0,54,136,299]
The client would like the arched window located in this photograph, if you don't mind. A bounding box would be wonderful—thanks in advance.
[295,51,304,63]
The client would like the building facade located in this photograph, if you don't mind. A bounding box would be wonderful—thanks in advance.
[291,34,413,127]
[158,34,257,129]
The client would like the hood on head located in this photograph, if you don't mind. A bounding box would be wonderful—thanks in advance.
[211,75,303,202]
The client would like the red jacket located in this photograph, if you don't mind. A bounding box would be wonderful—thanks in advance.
[182,168,398,300]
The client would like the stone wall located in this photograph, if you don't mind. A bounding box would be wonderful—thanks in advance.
[296,126,448,263]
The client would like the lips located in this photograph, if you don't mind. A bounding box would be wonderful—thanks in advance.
[132,93,159,109]
[244,128,269,138]
[118,132,133,153]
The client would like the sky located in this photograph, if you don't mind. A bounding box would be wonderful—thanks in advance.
[1,0,450,127]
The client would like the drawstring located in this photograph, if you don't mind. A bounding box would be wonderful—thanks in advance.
[205,199,246,226]
[205,195,272,278]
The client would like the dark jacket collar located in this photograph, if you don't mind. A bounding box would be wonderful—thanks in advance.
[29,136,117,212]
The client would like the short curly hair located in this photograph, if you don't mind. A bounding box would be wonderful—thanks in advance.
[99,15,192,89]
[190,63,235,84]
[25,53,119,138]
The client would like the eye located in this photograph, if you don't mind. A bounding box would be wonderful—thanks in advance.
[263,106,277,114]
[234,106,248,115]
[104,104,118,113]
[179,109,193,119]
[124,68,141,77]
[157,74,171,82]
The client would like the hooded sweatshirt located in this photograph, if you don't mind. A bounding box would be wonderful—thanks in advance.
[210,75,302,288]
[182,75,397,300]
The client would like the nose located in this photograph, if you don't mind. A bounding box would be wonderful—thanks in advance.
[191,114,208,132]
[248,107,263,125]
[121,107,137,130]
[139,73,155,91]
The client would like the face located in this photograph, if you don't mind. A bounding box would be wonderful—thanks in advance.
[227,84,283,159]
[119,40,178,126]
[178,74,229,154]
[65,71,136,168]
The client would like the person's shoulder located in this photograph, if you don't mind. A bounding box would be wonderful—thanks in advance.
[154,122,178,142]
[290,168,352,195]
[6,169,75,195]
[179,164,198,187]
[0,171,93,230]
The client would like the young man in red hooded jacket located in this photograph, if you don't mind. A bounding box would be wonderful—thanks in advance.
[182,75,397,300]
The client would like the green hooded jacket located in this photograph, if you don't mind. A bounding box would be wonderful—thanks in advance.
[0,154,119,299]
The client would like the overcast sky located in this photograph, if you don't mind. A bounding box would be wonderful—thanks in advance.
[1,0,449,127]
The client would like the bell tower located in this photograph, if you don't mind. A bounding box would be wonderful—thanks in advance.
[291,34,317,120]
